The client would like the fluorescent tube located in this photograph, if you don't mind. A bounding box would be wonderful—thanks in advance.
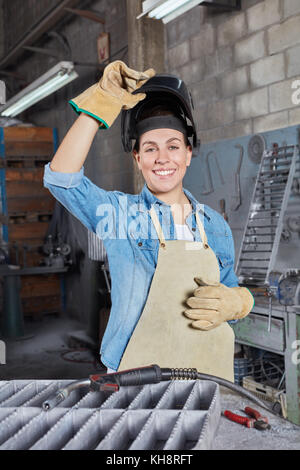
[0,61,78,117]
[148,0,191,19]
[139,0,204,23]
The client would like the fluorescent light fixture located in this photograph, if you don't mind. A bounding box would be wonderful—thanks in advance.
[138,0,204,23]
[0,61,78,117]
[149,0,191,19]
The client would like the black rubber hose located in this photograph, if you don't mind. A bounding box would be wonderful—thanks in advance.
[195,372,280,418]
[161,367,281,417]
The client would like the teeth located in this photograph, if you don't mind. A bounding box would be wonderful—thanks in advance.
[154,170,175,176]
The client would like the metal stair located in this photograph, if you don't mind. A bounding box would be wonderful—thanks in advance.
[236,144,299,285]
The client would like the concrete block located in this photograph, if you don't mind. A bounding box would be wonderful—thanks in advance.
[191,78,218,107]
[168,40,190,68]
[199,127,225,144]
[269,78,298,112]
[206,98,235,128]
[166,19,178,49]
[191,23,215,59]
[236,88,268,120]
[289,107,300,126]
[247,0,281,33]
[223,120,253,140]
[220,66,248,98]
[166,5,205,49]
[202,47,234,79]
[0,81,5,104]
[177,60,205,86]
[200,121,252,143]
[250,53,285,88]
[283,0,300,18]
[217,13,247,47]
[193,105,209,130]
[204,51,219,78]
[235,31,265,66]
[268,15,300,54]
[218,46,234,74]
[177,6,204,45]
[253,110,289,133]
[286,44,300,78]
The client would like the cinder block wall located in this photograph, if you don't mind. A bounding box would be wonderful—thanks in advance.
[166,0,300,143]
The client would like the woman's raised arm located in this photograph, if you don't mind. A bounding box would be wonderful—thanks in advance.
[50,113,99,173]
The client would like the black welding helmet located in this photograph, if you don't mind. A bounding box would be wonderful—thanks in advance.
[121,73,199,153]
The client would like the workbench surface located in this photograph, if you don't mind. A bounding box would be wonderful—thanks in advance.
[213,387,300,450]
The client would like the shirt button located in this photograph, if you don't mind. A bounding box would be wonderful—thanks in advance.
[138,242,143,247]
[192,228,196,232]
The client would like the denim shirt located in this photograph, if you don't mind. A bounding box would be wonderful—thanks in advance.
[43,163,239,370]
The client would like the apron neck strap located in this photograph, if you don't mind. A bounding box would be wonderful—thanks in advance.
[149,205,209,249]
[149,206,166,247]
[195,211,209,249]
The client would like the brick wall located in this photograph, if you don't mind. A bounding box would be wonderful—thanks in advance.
[166,0,300,143]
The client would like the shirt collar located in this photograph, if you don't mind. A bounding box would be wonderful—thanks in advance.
[138,184,210,221]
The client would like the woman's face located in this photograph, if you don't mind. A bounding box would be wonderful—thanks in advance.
[133,128,192,195]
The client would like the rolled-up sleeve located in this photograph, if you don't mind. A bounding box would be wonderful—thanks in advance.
[44,162,85,188]
[221,218,240,324]
[43,163,118,238]
[221,218,239,288]
[221,264,239,288]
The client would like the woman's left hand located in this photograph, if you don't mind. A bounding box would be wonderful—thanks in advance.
[183,277,254,331]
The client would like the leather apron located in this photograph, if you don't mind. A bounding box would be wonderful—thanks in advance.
[119,206,235,381]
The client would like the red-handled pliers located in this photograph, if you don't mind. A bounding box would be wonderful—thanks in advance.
[223,406,271,430]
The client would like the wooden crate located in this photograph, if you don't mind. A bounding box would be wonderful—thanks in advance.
[0,126,65,316]
[21,295,62,317]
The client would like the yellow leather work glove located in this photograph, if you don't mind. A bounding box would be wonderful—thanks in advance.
[183,277,254,331]
[69,60,156,128]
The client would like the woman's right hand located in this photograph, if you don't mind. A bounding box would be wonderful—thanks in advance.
[69,60,156,129]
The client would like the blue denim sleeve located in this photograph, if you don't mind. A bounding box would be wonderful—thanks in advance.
[221,219,240,325]
[43,163,117,238]
[220,218,239,288]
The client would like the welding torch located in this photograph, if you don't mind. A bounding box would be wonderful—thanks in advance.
[42,364,282,418]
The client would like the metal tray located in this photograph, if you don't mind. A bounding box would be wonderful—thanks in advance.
[0,379,220,450]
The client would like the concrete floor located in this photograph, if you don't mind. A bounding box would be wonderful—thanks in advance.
[214,387,300,450]
[0,314,106,380]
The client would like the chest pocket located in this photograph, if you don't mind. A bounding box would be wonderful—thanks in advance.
[136,237,158,264]
[136,238,158,251]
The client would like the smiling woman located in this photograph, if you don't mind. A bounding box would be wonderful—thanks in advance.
[43,60,254,377]
[129,101,194,221]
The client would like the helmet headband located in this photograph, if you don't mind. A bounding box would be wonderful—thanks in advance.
[135,116,190,140]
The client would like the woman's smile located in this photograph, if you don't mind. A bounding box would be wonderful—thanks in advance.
[152,168,177,178]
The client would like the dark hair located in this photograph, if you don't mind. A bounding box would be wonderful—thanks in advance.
[133,104,190,152]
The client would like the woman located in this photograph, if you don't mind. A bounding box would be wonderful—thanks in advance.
[44,61,254,380]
